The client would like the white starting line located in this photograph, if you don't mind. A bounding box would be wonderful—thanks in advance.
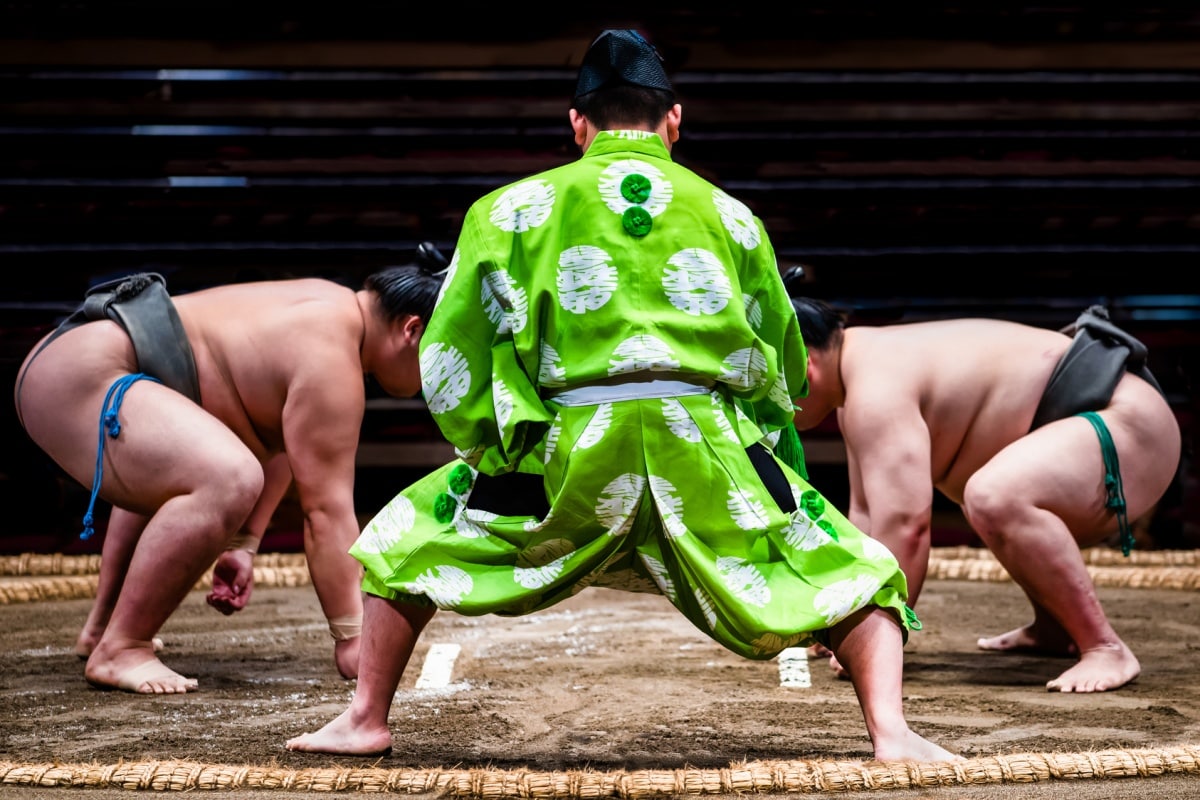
[410,642,810,689]
[777,646,811,688]
[414,643,462,688]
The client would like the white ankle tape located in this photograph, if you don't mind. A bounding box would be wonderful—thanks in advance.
[327,615,362,641]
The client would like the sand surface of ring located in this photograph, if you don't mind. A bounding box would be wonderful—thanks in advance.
[0,562,1198,799]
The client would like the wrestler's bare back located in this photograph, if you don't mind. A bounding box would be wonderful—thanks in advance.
[172,279,368,459]
[15,277,371,511]
[840,319,1070,502]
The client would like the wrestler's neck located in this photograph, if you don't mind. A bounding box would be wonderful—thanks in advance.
[827,332,849,410]
[354,291,373,373]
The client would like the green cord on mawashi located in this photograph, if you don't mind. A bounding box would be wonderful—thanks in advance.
[1079,410,1133,556]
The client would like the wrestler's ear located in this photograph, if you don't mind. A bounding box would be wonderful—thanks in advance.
[801,348,829,395]
[400,314,424,343]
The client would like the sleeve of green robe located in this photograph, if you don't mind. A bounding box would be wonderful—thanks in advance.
[420,203,553,475]
[729,214,809,436]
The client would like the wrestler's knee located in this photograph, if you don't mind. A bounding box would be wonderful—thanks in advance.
[960,470,1015,545]
[197,452,265,532]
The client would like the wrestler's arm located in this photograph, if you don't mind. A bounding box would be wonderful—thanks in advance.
[206,453,293,615]
[280,355,367,643]
[842,418,869,532]
[839,390,936,604]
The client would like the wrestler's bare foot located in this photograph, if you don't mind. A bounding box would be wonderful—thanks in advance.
[75,633,164,659]
[285,709,392,755]
[977,622,1077,657]
[84,642,197,694]
[1046,642,1140,693]
[871,728,963,763]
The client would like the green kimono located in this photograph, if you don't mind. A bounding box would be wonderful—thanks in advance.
[354,130,917,659]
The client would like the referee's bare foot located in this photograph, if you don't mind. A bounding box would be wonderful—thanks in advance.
[285,709,392,755]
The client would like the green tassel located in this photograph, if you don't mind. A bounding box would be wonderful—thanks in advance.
[775,422,808,481]
[904,605,923,631]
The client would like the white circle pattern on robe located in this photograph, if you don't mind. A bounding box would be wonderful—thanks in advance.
[663,248,732,316]
[648,475,687,539]
[575,403,613,449]
[557,245,618,313]
[640,552,678,602]
[767,374,794,413]
[743,292,763,330]
[514,555,570,590]
[493,377,514,430]
[481,269,528,335]
[608,334,681,375]
[662,398,701,443]
[783,511,834,552]
[523,510,556,532]
[422,342,471,413]
[694,587,718,630]
[455,443,484,468]
[407,565,473,608]
[456,509,496,539]
[596,473,646,536]
[712,188,761,250]
[719,346,769,389]
[815,574,884,626]
[543,421,562,465]
[598,159,673,217]
[735,404,755,427]
[727,488,771,530]
[357,495,415,554]
[716,555,772,608]
[538,341,567,387]
[709,392,742,443]
[490,179,555,233]
[433,249,460,308]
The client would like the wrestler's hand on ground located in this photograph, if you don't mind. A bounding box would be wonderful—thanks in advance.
[206,549,255,615]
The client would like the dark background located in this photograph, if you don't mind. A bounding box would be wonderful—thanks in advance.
[2,4,1197,552]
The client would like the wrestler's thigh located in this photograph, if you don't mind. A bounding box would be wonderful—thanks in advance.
[968,418,1112,541]
[21,350,260,517]
[96,383,262,514]
[1100,375,1183,520]
[15,324,142,483]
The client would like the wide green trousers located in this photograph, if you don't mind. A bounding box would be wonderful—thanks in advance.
[355,390,916,660]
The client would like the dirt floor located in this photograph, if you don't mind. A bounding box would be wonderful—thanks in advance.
[0,551,1198,800]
